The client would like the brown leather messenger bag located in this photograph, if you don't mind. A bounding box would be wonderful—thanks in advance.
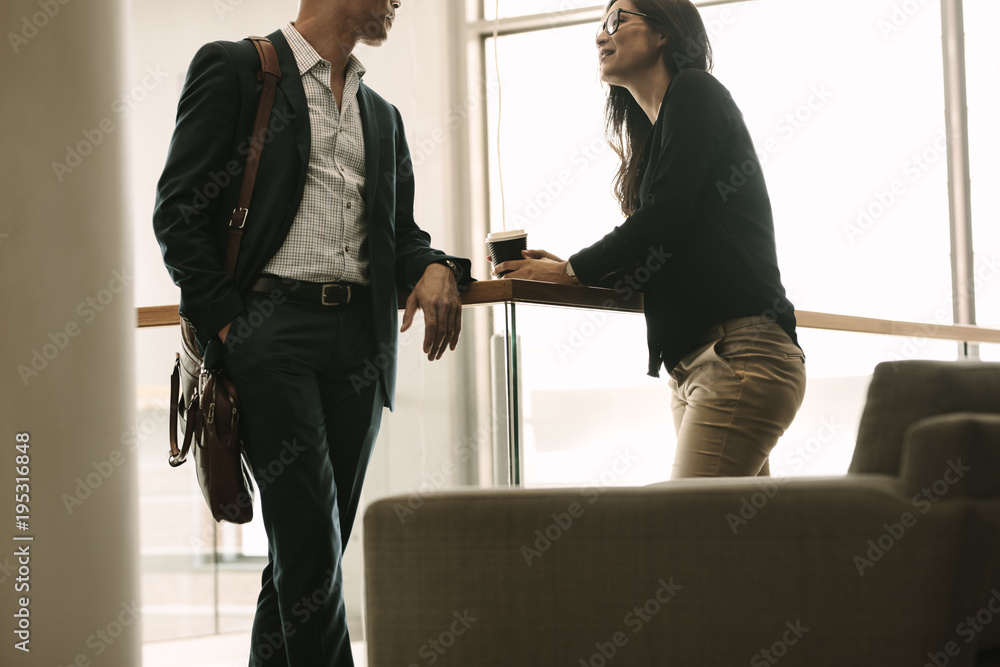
[168,36,281,524]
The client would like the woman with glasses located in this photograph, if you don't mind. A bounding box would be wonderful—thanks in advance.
[495,0,806,479]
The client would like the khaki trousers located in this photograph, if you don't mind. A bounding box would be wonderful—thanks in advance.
[667,317,807,478]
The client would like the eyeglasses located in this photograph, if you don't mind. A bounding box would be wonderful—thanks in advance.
[597,8,659,37]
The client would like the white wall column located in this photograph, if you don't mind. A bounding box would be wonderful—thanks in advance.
[0,0,139,664]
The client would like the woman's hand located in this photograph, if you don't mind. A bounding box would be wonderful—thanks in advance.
[520,249,563,262]
[486,248,564,266]
[491,249,576,285]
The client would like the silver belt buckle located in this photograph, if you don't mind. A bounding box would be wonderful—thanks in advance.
[321,284,349,306]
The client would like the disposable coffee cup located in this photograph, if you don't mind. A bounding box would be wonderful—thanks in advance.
[486,230,528,277]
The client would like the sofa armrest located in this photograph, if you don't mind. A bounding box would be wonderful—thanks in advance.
[898,412,1000,652]
[899,412,1000,500]
[364,475,999,666]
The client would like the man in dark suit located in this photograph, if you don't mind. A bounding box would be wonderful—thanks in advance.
[153,1,471,664]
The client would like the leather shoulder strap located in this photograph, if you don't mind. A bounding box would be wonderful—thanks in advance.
[224,36,282,276]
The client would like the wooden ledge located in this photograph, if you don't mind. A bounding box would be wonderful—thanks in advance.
[136,280,1000,345]
[137,280,641,328]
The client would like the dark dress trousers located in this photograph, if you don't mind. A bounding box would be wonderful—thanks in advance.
[153,29,471,667]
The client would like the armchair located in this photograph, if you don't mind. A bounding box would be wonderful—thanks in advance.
[364,361,1000,666]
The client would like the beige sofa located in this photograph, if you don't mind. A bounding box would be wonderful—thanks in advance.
[364,361,1000,666]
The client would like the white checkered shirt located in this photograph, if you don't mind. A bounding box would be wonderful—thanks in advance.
[262,22,370,285]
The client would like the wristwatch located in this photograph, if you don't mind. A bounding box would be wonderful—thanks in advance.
[437,259,463,282]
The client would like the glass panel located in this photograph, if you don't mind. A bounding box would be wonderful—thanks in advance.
[138,315,481,646]
[483,1,604,21]
[509,304,669,487]
[981,344,1000,364]
[507,304,963,487]
[485,0,952,325]
[965,0,1000,330]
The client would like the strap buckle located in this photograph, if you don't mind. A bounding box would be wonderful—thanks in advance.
[231,208,249,229]
[321,284,350,306]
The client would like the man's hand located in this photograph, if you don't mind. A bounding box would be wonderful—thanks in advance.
[493,249,576,285]
[401,263,463,361]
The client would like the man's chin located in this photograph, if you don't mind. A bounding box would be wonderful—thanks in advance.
[358,14,392,46]
[360,33,389,47]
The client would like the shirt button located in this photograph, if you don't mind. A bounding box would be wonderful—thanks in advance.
[346,202,352,209]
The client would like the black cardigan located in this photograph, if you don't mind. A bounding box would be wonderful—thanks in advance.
[569,69,799,376]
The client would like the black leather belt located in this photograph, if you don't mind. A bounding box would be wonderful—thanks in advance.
[249,276,370,306]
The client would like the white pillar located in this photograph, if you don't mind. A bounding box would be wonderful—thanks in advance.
[0,0,139,665]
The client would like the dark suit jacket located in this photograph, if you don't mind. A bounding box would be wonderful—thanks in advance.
[153,30,471,410]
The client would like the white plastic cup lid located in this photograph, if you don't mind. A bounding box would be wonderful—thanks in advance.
[485,230,527,243]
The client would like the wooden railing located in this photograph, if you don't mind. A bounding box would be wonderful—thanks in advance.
[136,280,1000,344]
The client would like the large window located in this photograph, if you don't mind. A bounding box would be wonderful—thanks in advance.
[479,0,982,484]
[965,0,1000,344]
[486,0,953,321]
[483,0,604,21]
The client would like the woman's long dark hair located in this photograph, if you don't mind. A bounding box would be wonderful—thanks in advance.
[604,0,713,216]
